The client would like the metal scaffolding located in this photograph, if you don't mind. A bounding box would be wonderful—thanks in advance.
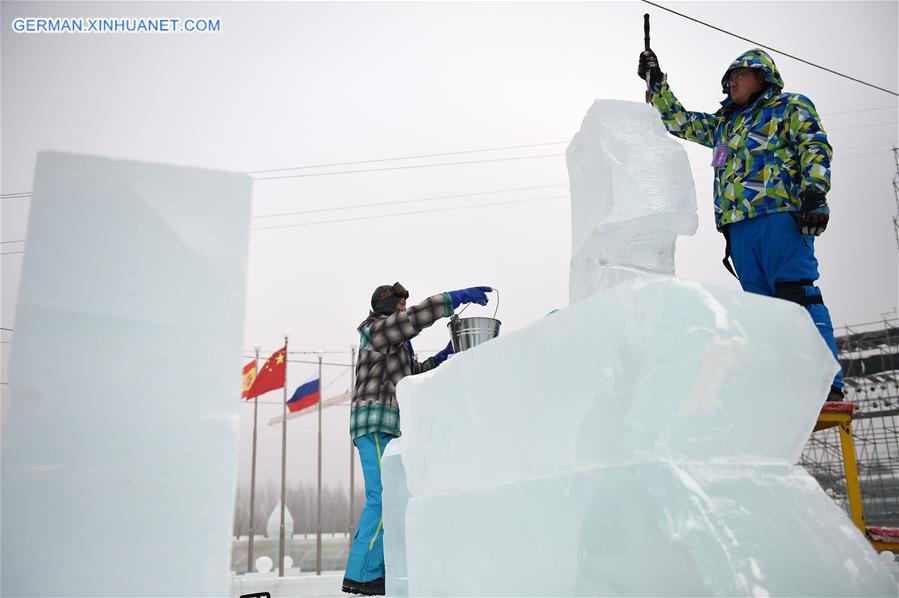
[800,318,899,527]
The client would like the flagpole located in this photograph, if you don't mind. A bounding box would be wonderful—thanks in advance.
[348,345,356,554]
[279,335,289,578]
[316,351,323,576]
[247,345,260,574]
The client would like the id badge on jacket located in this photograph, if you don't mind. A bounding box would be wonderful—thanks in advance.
[711,144,728,168]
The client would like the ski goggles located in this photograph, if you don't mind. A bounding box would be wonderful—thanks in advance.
[375,282,409,303]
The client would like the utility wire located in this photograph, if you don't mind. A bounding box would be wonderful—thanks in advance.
[251,153,565,182]
[253,183,567,220]
[1,251,24,256]
[828,105,898,116]
[252,194,568,232]
[324,368,350,390]
[838,142,897,152]
[246,141,568,174]
[828,121,898,132]
[242,354,351,367]
[1,112,894,201]
[0,187,570,246]
[642,0,899,97]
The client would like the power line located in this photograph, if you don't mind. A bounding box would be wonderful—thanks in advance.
[250,153,565,182]
[252,194,568,232]
[253,183,568,220]
[827,106,898,116]
[0,327,13,332]
[2,153,565,198]
[241,399,350,406]
[1,251,24,256]
[245,141,567,175]
[642,0,899,97]
[242,354,351,367]
[0,240,26,245]
[838,143,897,152]
[324,368,350,390]
[828,121,898,132]
[834,150,897,162]
[0,187,569,246]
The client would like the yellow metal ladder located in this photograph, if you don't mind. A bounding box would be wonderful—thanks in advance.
[814,402,899,552]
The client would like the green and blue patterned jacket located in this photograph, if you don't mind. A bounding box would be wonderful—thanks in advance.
[649,48,832,231]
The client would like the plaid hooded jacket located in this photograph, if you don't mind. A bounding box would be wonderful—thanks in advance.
[648,48,832,231]
[350,292,454,439]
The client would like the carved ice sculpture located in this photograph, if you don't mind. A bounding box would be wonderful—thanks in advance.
[567,100,698,303]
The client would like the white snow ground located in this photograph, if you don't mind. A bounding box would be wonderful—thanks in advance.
[231,571,345,598]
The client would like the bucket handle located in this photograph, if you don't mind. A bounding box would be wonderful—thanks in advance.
[455,288,499,319]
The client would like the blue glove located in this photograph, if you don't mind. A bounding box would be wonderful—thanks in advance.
[433,341,454,365]
[447,286,492,309]
[799,190,830,236]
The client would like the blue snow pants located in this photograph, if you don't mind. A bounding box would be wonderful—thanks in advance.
[728,211,842,389]
[345,432,393,582]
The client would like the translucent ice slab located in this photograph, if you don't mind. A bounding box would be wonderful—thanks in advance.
[382,438,411,597]
[567,100,698,301]
[2,152,252,596]
[398,275,838,497]
[404,462,897,596]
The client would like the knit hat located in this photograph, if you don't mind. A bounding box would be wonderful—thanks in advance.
[371,282,409,315]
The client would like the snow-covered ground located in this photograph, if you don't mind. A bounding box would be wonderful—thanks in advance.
[231,571,344,598]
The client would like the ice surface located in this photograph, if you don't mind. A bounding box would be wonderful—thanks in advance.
[1,152,252,596]
[399,276,837,496]
[382,438,411,596]
[384,275,896,596]
[404,462,893,596]
[567,100,697,302]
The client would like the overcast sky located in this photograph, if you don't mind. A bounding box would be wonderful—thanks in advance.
[2,1,897,501]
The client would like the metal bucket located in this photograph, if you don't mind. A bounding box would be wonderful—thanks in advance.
[448,315,501,353]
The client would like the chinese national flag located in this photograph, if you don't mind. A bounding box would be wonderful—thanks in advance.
[241,360,257,399]
[246,346,286,398]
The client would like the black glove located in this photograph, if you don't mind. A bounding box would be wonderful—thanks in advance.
[637,50,664,87]
[798,190,830,236]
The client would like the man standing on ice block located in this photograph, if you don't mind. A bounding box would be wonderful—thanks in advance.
[343,282,492,595]
[638,47,843,402]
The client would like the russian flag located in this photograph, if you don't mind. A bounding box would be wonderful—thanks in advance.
[287,377,320,413]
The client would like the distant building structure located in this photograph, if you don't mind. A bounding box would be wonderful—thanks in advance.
[801,318,899,528]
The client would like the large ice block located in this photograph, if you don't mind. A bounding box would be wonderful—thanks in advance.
[404,462,897,596]
[382,438,412,596]
[2,152,252,596]
[384,274,895,596]
[567,100,698,302]
[399,276,838,497]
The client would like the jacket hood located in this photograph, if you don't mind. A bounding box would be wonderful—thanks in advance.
[720,48,784,100]
[358,310,384,333]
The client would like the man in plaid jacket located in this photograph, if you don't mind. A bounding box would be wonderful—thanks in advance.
[638,47,843,402]
[343,282,492,596]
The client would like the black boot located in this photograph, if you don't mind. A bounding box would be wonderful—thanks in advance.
[342,576,385,596]
[826,385,845,402]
